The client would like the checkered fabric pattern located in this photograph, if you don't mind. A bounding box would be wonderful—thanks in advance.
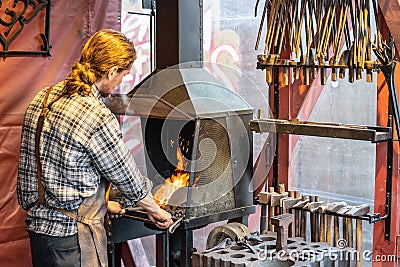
[17,81,152,236]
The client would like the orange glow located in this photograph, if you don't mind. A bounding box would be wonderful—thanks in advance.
[154,147,191,209]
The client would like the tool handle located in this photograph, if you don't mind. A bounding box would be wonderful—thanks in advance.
[168,217,183,234]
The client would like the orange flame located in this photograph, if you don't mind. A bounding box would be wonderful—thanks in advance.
[155,147,190,209]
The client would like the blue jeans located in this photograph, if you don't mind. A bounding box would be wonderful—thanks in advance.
[28,231,80,267]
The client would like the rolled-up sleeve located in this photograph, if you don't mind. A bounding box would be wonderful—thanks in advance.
[87,113,152,207]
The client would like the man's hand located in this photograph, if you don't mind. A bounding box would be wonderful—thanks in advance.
[107,200,125,219]
[137,193,173,229]
[148,209,173,229]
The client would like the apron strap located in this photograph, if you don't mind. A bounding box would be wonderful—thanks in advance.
[54,208,96,225]
[35,87,66,205]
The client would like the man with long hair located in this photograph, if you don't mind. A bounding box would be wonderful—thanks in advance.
[17,29,172,267]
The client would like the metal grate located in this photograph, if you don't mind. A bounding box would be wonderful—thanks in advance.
[189,118,236,217]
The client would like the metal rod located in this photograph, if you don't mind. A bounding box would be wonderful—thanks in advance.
[272,45,279,192]
[122,214,153,223]
[185,119,201,220]
[127,11,154,16]
[255,0,268,50]
[150,9,155,72]
[384,111,393,241]
[43,0,51,55]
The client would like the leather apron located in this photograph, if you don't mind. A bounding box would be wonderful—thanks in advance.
[35,87,109,267]
[59,180,109,267]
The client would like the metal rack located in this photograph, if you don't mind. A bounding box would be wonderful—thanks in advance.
[252,0,398,241]
[250,83,394,241]
[250,119,392,143]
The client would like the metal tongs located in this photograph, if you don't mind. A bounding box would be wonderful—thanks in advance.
[168,217,183,234]
[122,207,183,234]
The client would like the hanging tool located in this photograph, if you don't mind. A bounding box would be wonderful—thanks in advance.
[336,206,353,248]
[364,0,373,82]
[255,0,379,85]
[348,0,357,83]
[306,195,324,242]
[331,0,349,81]
[294,0,307,58]
[259,186,282,232]
[272,184,288,216]
[289,0,299,53]
[293,190,302,237]
[258,188,276,234]
[281,190,301,237]
[264,0,281,55]
[317,205,327,242]
[301,0,313,85]
[321,1,337,85]
[345,203,370,267]
[293,195,309,239]
[255,0,269,50]
[326,202,347,246]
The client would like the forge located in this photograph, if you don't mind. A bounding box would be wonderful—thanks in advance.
[106,65,255,226]
[105,65,256,266]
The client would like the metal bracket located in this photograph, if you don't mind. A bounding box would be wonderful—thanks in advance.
[378,61,397,241]
[0,0,51,58]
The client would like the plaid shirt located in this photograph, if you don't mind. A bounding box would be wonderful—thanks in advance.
[17,81,152,236]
